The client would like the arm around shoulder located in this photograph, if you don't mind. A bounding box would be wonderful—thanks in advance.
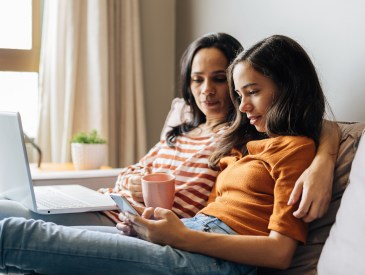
[289,120,341,222]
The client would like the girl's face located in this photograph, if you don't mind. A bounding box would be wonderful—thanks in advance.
[190,48,231,121]
[233,62,277,133]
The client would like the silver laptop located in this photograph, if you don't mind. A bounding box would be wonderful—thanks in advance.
[0,111,117,214]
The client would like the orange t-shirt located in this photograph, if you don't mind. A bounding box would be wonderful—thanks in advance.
[201,136,315,243]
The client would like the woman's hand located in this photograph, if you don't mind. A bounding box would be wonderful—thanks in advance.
[127,175,144,203]
[288,161,334,222]
[288,120,340,222]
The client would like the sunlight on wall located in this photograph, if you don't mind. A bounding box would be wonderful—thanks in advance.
[0,72,38,136]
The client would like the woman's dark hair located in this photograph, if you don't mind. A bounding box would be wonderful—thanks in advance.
[210,34,326,167]
[166,32,243,145]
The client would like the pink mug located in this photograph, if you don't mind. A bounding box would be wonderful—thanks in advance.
[141,173,175,209]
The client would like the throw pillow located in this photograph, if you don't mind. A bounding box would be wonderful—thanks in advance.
[160,98,192,140]
[317,130,365,274]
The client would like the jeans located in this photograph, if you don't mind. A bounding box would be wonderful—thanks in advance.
[0,215,257,275]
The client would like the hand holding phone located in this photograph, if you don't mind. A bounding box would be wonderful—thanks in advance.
[110,194,140,216]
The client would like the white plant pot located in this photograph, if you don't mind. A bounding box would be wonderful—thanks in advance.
[71,143,107,170]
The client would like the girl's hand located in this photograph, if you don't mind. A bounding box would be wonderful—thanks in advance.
[128,175,144,203]
[124,207,189,247]
[116,207,155,236]
[116,212,138,236]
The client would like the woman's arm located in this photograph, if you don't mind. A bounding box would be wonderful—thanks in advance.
[126,208,297,269]
[288,120,341,222]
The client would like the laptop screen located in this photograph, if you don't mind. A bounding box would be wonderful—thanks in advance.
[0,112,37,211]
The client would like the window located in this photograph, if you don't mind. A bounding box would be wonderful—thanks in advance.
[0,0,41,137]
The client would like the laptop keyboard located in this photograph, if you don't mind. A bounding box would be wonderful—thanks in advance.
[35,188,90,209]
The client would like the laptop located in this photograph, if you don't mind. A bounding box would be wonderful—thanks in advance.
[0,111,117,214]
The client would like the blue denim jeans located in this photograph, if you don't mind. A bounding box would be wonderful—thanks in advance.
[0,215,257,275]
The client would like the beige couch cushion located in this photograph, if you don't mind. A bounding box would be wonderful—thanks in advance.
[259,122,365,275]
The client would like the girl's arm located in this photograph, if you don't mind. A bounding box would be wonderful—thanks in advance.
[288,120,341,222]
[126,208,297,269]
[181,229,296,269]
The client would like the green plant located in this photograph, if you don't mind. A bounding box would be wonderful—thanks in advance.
[71,129,106,144]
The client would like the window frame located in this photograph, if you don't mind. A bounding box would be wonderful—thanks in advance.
[0,0,41,72]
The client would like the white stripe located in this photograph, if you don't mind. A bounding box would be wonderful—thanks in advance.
[153,154,212,167]
[175,167,218,181]
[175,182,212,197]
[175,174,216,186]
[173,196,201,212]
[177,166,218,177]
[185,156,213,164]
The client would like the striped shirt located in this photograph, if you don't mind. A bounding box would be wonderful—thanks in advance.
[102,127,225,220]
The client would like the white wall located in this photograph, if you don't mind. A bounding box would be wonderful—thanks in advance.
[176,0,365,122]
[140,0,176,149]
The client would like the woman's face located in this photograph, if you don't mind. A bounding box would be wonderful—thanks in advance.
[233,62,277,132]
[190,48,231,121]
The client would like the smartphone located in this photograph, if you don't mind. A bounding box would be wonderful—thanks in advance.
[110,194,140,216]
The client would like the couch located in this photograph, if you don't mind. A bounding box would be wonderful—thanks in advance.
[163,98,365,274]
[258,121,365,274]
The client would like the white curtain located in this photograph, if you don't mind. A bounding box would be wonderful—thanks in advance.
[37,0,146,167]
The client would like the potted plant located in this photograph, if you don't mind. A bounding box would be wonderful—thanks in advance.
[71,129,107,170]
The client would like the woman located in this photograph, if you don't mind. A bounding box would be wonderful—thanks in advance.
[100,32,243,219]
[0,33,336,226]
[0,35,337,274]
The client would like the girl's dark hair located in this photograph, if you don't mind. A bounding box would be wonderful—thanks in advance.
[210,34,326,167]
[165,32,243,145]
